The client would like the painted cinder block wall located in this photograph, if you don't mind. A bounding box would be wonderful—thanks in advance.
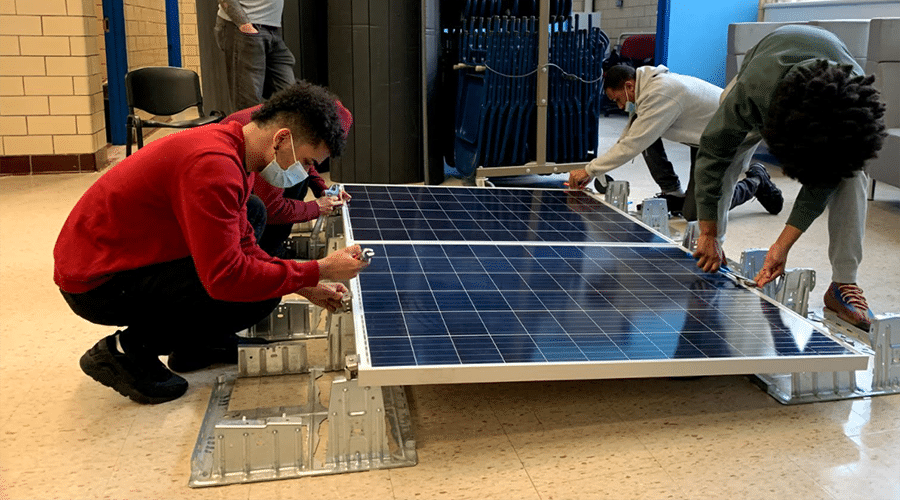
[0,0,199,175]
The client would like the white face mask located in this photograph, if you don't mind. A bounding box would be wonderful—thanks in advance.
[259,135,309,188]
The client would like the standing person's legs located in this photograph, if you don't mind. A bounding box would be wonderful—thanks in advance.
[823,170,873,330]
[641,138,683,194]
[220,19,269,111]
[828,170,867,284]
[261,27,296,100]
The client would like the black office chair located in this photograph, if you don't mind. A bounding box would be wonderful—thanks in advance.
[124,66,225,156]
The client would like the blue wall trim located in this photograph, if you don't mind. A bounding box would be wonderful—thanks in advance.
[102,0,128,145]
[166,0,182,67]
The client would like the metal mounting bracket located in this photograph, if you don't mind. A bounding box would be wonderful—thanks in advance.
[188,372,416,487]
[739,248,815,316]
[639,197,669,237]
[605,180,629,213]
[756,314,900,404]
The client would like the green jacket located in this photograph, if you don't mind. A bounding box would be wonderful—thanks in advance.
[694,24,862,231]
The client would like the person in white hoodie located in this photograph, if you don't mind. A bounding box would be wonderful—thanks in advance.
[568,64,783,219]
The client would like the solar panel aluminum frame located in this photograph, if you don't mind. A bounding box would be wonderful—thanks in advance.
[337,185,868,387]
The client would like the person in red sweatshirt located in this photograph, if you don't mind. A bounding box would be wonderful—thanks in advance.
[54,81,368,404]
[222,102,352,257]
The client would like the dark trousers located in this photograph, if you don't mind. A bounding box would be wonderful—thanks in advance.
[649,144,758,222]
[255,179,310,257]
[642,138,682,194]
[61,258,280,356]
[62,210,277,355]
[215,17,296,112]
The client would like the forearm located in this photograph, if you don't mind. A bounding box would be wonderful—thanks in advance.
[217,0,250,26]
[772,224,803,254]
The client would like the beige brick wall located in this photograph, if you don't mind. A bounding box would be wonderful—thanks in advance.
[590,0,658,51]
[1,0,202,161]
[0,0,105,156]
[124,0,168,70]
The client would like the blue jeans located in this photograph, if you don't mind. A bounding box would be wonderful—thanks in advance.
[215,17,296,112]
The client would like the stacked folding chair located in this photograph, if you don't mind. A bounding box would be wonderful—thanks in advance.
[452,6,609,176]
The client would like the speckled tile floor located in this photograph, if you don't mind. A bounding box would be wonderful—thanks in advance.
[1,117,898,499]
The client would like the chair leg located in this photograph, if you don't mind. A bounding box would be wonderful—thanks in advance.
[136,120,144,151]
[126,117,133,157]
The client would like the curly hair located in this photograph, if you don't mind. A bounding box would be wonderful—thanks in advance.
[603,64,636,91]
[251,80,347,157]
[761,60,886,186]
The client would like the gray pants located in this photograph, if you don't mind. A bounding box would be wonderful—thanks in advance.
[714,142,867,284]
[215,17,296,112]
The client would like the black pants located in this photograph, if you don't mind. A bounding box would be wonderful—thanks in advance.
[61,257,280,356]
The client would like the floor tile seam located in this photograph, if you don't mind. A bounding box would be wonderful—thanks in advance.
[489,403,545,500]
[99,412,139,500]
[782,452,841,500]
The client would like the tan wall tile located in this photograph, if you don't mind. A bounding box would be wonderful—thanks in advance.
[0,16,42,35]
[49,94,91,114]
[24,76,74,95]
[3,135,53,155]
[67,0,98,17]
[14,0,68,15]
[0,116,28,136]
[53,133,94,154]
[0,56,46,75]
[28,115,77,135]
[43,16,93,36]
[71,75,101,96]
[75,109,104,134]
[0,77,24,96]
[0,35,19,55]
[46,56,90,76]
[0,1,15,14]
[69,34,98,56]
[20,36,70,56]
[0,95,49,115]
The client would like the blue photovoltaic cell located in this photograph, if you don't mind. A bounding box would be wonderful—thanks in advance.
[357,243,855,368]
[343,184,666,244]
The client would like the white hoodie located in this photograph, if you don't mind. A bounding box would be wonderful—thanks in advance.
[585,65,723,178]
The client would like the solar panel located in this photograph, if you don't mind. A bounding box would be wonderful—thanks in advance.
[342,184,668,244]
[350,242,866,385]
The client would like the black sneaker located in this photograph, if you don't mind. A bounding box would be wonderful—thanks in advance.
[80,334,188,404]
[746,163,783,215]
[167,335,271,373]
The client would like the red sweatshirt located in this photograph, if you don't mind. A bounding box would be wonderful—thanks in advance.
[221,105,329,225]
[53,122,320,302]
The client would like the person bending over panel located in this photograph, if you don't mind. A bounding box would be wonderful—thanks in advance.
[568,64,783,217]
[692,25,886,331]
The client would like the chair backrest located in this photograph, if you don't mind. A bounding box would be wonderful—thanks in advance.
[125,66,206,117]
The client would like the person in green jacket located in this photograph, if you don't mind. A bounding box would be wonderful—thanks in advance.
[692,25,887,331]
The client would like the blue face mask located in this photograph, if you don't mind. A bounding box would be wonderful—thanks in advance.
[624,87,636,116]
[259,136,309,188]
